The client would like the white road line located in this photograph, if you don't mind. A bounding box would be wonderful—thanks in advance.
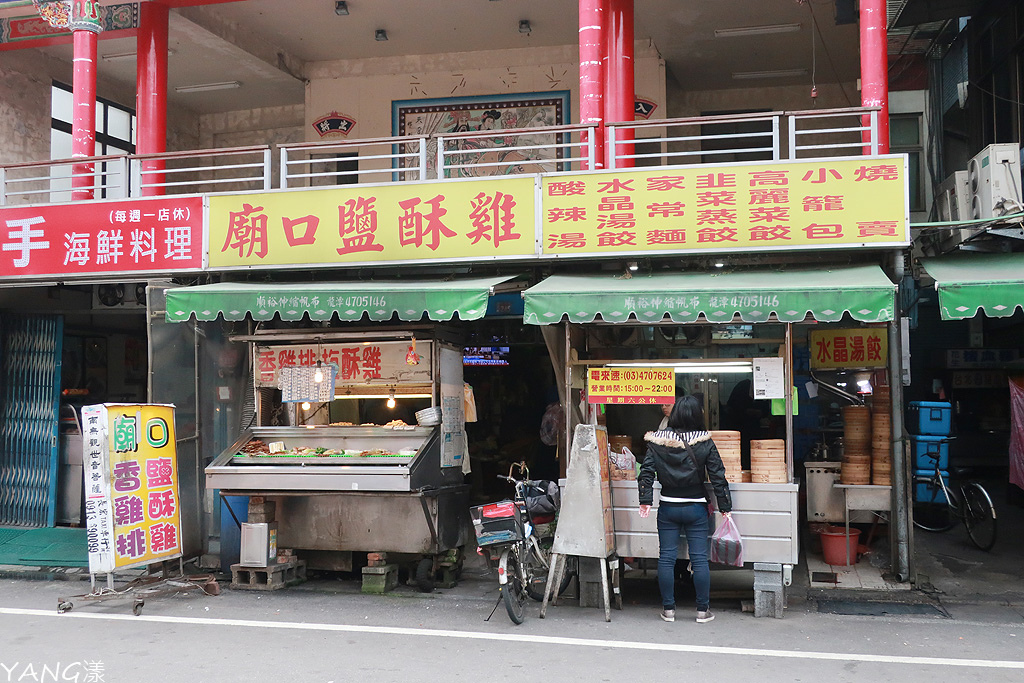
[1,607,1021,670]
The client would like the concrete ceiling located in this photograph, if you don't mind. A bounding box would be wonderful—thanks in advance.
[23,0,862,115]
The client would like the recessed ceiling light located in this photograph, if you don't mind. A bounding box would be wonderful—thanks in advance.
[732,69,808,80]
[519,19,531,34]
[174,81,242,93]
[334,1,349,15]
[715,23,801,38]
[375,29,388,41]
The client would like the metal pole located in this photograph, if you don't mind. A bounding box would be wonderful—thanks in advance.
[70,6,101,200]
[137,0,168,195]
[859,0,890,154]
[579,0,606,170]
[785,323,794,483]
[889,252,911,582]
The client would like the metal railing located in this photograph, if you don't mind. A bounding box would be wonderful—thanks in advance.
[0,154,129,205]
[436,124,595,178]
[131,145,272,196]
[0,108,883,206]
[605,106,881,168]
[280,135,428,188]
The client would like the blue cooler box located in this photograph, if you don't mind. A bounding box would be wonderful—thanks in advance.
[914,469,950,503]
[907,401,952,435]
[911,434,950,470]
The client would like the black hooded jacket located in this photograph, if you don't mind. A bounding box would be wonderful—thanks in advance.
[638,430,732,512]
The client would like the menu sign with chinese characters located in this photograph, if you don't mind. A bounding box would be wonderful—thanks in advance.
[208,177,536,269]
[542,156,908,257]
[587,367,676,404]
[255,340,432,388]
[0,197,203,280]
[81,404,182,574]
[809,328,888,370]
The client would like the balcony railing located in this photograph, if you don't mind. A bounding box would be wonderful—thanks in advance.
[0,107,881,206]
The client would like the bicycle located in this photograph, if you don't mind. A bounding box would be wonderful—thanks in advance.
[471,462,573,624]
[911,438,997,551]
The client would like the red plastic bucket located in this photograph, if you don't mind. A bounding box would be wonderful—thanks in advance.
[820,528,861,566]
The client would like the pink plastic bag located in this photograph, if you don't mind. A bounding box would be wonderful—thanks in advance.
[709,515,744,567]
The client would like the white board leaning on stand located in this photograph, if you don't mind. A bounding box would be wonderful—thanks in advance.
[551,424,615,558]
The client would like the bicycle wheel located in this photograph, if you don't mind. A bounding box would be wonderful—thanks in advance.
[524,536,574,601]
[961,482,997,551]
[912,474,959,532]
[500,546,527,624]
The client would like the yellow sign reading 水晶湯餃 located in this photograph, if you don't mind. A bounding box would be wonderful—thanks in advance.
[543,156,908,257]
[208,176,536,268]
[810,328,888,369]
[587,367,676,405]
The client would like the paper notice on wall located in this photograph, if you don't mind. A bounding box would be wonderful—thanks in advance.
[752,357,785,400]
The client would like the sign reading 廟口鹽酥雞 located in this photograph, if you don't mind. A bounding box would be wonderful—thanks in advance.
[587,367,676,405]
[81,404,182,574]
[255,340,432,389]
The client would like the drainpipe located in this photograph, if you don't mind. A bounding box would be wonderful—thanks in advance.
[859,0,890,153]
[579,0,605,170]
[603,0,633,168]
[137,1,169,195]
[70,1,102,200]
[889,251,911,582]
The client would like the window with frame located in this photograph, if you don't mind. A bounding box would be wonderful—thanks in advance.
[50,81,136,200]
[890,113,925,212]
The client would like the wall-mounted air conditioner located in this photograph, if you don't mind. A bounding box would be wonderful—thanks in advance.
[968,143,1022,219]
[93,283,147,310]
[935,170,970,222]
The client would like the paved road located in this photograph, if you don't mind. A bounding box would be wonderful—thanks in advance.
[1,568,1023,683]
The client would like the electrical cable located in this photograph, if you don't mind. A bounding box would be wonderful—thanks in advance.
[804,0,854,106]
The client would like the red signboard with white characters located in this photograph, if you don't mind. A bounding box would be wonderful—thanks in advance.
[0,196,203,280]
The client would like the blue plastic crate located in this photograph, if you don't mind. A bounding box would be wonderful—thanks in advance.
[907,401,952,436]
[911,434,950,470]
[914,469,950,504]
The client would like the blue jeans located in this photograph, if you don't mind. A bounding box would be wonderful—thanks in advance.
[656,502,710,611]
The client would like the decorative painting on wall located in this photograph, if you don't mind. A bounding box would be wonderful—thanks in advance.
[392,91,570,179]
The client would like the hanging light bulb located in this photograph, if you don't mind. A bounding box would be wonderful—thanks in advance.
[301,401,311,411]
[387,388,396,409]
[314,360,324,384]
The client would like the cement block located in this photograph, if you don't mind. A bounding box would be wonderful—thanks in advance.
[361,563,398,594]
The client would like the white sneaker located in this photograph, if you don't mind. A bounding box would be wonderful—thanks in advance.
[660,608,675,622]
[696,609,715,623]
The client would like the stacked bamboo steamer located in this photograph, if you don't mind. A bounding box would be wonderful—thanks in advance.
[710,431,743,483]
[841,405,872,484]
[750,439,787,483]
[871,386,892,485]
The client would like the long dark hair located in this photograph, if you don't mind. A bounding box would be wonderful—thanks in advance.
[667,395,706,432]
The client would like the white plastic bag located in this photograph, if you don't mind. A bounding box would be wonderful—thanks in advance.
[709,515,744,566]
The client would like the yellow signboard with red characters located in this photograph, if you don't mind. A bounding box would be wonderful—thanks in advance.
[208,177,536,268]
[588,367,676,404]
[543,155,908,257]
[81,404,182,573]
[809,328,889,369]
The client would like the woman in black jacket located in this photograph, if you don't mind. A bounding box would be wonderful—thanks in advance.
[638,395,732,623]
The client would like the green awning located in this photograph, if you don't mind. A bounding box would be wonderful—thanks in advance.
[165,276,516,323]
[922,253,1024,320]
[523,265,896,325]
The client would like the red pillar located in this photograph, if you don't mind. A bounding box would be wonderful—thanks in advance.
[859,0,890,154]
[603,0,634,168]
[70,3,101,200]
[137,1,169,195]
[579,0,605,170]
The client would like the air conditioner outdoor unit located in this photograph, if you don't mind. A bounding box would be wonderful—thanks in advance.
[935,170,976,251]
[93,283,147,309]
[967,143,1023,219]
